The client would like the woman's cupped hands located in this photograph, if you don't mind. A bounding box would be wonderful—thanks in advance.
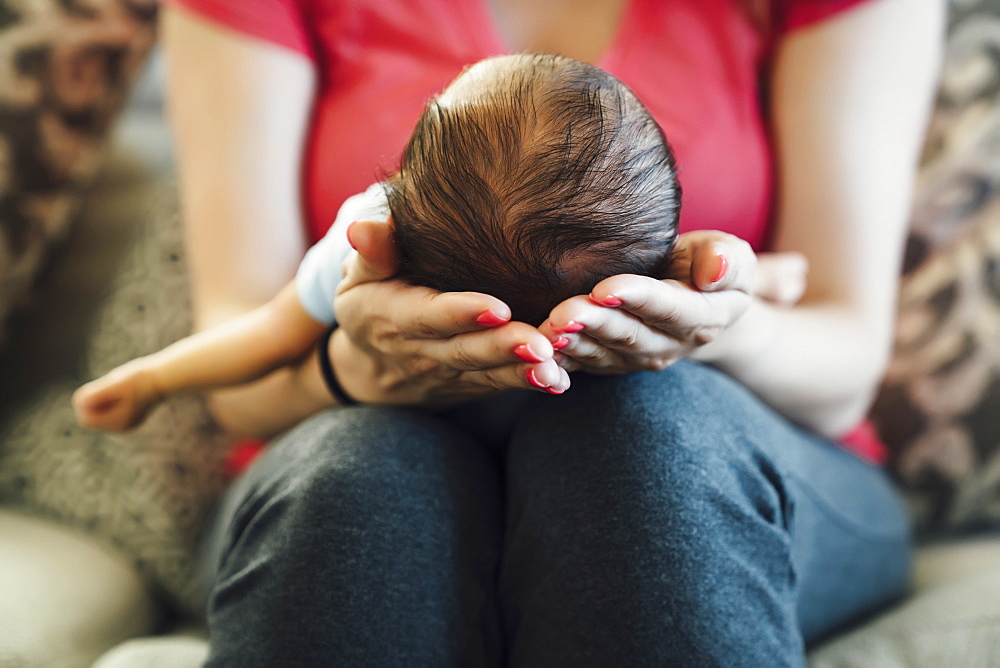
[331,218,570,406]
[332,221,806,406]
[539,231,807,375]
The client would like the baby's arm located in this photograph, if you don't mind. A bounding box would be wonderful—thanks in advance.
[72,281,327,432]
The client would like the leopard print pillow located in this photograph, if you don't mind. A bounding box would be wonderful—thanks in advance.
[871,0,1000,533]
[0,0,155,341]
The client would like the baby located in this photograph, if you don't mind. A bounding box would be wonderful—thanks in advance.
[388,53,679,325]
[73,54,681,431]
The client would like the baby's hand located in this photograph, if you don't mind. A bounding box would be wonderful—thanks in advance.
[72,360,162,432]
[755,252,808,307]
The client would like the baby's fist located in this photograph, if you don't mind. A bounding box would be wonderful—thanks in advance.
[72,361,160,432]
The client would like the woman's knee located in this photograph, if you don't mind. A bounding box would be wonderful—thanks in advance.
[509,361,788,498]
[501,364,803,665]
[205,407,505,666]
[504,361,798,622]
[228,407,502,549]
[505,361,798,582]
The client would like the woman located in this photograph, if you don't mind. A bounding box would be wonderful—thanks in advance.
[161,0,944,664]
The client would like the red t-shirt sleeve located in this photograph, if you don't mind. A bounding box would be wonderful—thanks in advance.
[780,0,876,32]
[162,0,315,59]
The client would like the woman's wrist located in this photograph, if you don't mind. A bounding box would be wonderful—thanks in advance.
[317,324,359,406]
[325,326,380,406]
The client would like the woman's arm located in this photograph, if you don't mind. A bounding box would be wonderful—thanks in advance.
[161,6,327,436]
[162,10,570,437]
[543,0,945,437]
[696,0,946,435]
[163,6,315,322]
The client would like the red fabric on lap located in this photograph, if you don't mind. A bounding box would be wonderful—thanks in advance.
[840,420,888,466]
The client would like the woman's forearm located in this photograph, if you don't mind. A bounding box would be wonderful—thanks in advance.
[693,299,890,438]
[162,7,322,438]
[703,0,946,437]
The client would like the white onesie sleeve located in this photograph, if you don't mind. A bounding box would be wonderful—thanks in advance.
[295,183,390,325]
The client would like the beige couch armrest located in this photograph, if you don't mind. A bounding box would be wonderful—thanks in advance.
[0,509,159,668]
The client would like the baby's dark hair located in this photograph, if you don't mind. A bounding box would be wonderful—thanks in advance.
[386,54,680,325]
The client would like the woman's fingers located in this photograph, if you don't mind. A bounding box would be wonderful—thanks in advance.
[455,358,571,397]
[337,281,514,340]
[337,221,516,341]
[338,219,401,291]
[332,322,569,405]
[638,230,757,295]
[576,275,734,335]
[688,234,756,293]
[333,271,565,402]
[541,291,686,369]
[413,291,516,338]
[416,319,554,369]
[346,218,399,278]
[551,333,636,371]
[540,266,754,375]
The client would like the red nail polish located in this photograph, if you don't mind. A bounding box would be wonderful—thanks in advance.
[709,254,729,284]
[559,321,585,333]
[551,336,569,350]
[525,368,549,389]
[513,344,545,363]
[546,386,565,395]
[476,310,508,327]
[591,293,623,307]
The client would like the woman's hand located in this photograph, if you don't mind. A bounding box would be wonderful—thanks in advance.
[330,220,571,406]
[538,231,764,375]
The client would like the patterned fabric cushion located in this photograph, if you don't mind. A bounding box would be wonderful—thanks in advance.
[871,0,1000,532]
[0,187,232,617]
[0,0,155,341]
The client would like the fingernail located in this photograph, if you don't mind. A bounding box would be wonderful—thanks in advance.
[513,344,546,363]
[709,253,729,284]
[551,336,569,350]
[546,386,565,395]
[525,367,550,389]
[476,310,508,327]
[558,321,585,333]
[590,293,623,307]
[346,221,359,250]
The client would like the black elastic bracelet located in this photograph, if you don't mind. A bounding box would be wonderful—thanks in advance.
[318,323,358,406]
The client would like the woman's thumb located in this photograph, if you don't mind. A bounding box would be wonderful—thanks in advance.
[340,218,401,289]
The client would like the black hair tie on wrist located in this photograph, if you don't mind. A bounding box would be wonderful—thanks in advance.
[318,323,358,406]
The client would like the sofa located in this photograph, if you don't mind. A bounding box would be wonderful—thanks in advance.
[2,1,1000,666]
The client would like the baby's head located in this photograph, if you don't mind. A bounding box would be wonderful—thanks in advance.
[386,54,680,325]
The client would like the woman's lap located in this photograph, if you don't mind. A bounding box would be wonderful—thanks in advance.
[200,406,504,667]
[500,362,909,665]
[200,361,910,667]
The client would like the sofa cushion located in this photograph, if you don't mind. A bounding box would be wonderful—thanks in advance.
[0,509,159,668]
[808,561,1000,667]
[93,634,209,668]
